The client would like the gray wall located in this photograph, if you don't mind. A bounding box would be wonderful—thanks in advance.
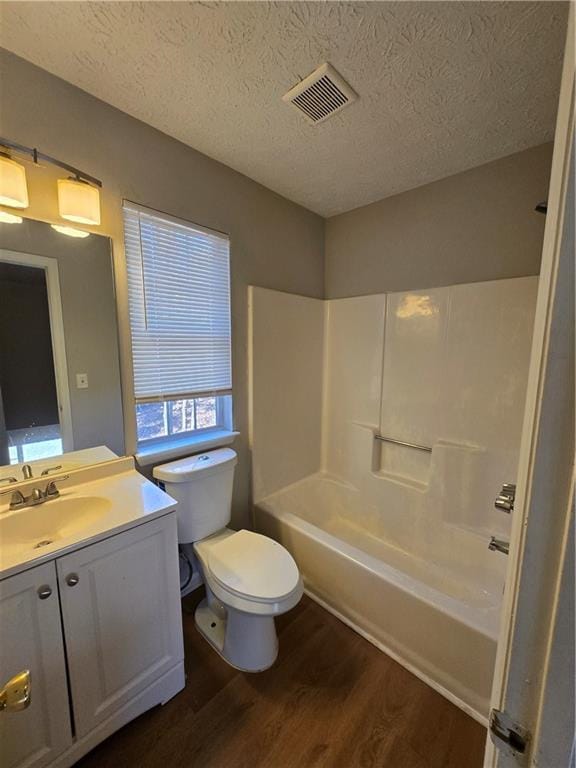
[0,50,325,528]
[0,220,125,455]
[325,143,553,298]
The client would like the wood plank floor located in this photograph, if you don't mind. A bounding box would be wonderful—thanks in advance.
[76,590,486,768]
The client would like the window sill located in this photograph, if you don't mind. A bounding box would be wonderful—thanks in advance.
[135,429,240,468]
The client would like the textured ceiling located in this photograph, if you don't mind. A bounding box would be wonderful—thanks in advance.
[0,2,567,217]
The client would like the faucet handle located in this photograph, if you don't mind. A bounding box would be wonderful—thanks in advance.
[0,477,18,485]
[41,465,63,477]
[44,476,70,497]
[0,490,26,509]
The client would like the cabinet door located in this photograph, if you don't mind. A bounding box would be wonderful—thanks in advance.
[57,515,183,737]
[0,562,73,768]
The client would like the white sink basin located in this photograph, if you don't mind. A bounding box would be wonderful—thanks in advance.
[0,460,178,579]
[0,496,112,558]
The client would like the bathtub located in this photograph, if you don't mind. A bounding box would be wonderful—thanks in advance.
[254,473,501,724]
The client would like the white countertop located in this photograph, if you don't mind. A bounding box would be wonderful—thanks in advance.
[0,460,177,580]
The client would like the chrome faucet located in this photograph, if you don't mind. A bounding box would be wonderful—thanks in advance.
[489,536,510,555]
[22,465,33,480]
[0,476,69,511]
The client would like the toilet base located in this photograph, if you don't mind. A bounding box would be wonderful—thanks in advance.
[195,597,279,672]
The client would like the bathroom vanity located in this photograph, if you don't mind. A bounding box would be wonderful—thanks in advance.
[0,458,184,768]
[0,220,185,767]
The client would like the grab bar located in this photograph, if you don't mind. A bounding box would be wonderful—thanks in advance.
[374,435,432,453]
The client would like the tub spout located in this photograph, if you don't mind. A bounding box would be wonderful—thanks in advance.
[489,536,510,555]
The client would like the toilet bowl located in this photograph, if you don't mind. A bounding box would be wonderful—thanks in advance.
[194,528,302,670]
[153,449,302,672]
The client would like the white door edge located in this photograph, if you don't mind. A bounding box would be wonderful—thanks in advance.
[485,7,575,767]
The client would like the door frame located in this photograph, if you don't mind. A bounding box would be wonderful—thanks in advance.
[0,248,74,454]
[485,7,574,766]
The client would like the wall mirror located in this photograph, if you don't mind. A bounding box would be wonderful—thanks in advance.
[0,217,124,483]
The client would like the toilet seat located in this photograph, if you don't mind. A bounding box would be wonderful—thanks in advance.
[195,529,302,614]
[208,529,300,600]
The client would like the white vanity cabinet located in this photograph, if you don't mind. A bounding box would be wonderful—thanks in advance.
[57,515,184,738]
[0,512,184,768]
[0,562,72,768]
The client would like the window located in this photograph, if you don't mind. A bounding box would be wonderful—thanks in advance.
[123,202,232,449]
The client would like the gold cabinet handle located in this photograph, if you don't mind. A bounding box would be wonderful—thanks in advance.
[0,670,31,713]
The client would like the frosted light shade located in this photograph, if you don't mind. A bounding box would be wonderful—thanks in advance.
[51,224,90,238]
[57,178,101,225]
[0,156,29,208]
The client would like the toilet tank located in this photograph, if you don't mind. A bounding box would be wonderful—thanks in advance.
[153,448,237,543]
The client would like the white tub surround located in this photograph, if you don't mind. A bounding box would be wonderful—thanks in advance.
[248,286,324,501]
[249,277,538,722]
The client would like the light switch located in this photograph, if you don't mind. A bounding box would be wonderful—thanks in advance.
[76,373,89,389]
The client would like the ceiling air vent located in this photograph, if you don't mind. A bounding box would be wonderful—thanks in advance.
[282,63,357,125]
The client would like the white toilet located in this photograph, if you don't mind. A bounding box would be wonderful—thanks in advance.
[153,448,302,672]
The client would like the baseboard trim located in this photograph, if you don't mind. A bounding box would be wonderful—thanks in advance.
[51,662,185,768]
[303,587,488,728]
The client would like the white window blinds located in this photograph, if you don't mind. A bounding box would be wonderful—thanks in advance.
[124,202,232,403]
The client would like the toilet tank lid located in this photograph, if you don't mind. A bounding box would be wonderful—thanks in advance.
[153,448,237,483]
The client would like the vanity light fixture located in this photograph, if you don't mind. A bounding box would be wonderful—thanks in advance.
[0,154,29,209]
[0,137,102,228]
[51,224,91,239]
[58,177,101,226]
[0,210,23,224]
